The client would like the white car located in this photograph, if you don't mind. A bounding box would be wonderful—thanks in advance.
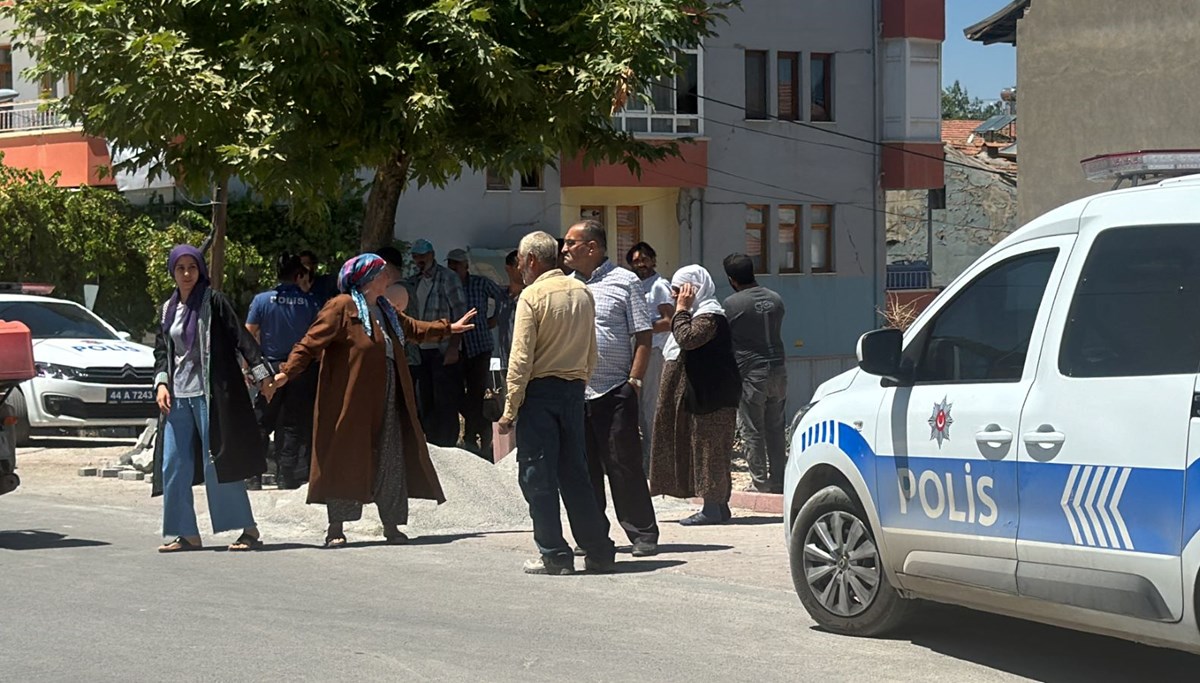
[785,174,1200,654]
[0,292,156,444]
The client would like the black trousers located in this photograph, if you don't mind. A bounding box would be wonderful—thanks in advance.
[414,348,464,447]
[584,382,659,544]
[256,363,316,487]
[461,352,493,459]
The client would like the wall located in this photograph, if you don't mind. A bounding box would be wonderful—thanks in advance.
[697,0,885,406]
[1016,0,1200,223]
[887,145,1017,286]
[387,165,561,256]
[559,188,681,274]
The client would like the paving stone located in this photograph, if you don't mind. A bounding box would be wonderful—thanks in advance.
[118,470,144,481]
[99,468,121,478]
[77,467,98,477]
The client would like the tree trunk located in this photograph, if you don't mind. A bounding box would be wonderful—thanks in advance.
[361,151,410,251]
[209,177,229,290]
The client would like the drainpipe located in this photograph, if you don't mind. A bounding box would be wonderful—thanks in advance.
[873,0,885,322]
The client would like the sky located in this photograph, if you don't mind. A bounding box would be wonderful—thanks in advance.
[942,0,1017,103]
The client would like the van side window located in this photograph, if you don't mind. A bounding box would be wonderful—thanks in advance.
[912,249,1058,384]
[1060,225,1200,378]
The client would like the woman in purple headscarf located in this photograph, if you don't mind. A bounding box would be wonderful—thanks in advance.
[274,253,476,547]
[151,245,276,552]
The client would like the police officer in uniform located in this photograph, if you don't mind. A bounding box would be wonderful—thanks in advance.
[246,255,321,489]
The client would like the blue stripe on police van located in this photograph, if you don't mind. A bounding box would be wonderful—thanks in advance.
[796,420,1200,557]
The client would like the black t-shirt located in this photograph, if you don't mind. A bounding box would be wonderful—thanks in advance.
[723,286,786,371]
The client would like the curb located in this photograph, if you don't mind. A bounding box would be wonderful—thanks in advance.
[691,491,783,515]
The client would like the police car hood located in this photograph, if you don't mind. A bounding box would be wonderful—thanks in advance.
[811,368,859,403]
[33,338,155,368]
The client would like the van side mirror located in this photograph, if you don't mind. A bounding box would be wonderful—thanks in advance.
[857,329,910,384]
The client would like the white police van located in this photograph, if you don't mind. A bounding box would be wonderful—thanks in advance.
[785,175,1200,653]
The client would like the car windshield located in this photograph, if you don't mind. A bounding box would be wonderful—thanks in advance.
[0,301,117,340]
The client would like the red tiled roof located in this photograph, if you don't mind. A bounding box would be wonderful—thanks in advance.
[942,119,985,150]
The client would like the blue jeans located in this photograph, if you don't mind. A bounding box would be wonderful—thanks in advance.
[162,396,256,538]
[516,378,614,560]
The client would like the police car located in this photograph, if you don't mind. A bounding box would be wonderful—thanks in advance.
[786,175,1200,653]
[0,286,156,444]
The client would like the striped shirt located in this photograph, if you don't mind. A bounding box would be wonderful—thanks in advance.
[577,259,652,399]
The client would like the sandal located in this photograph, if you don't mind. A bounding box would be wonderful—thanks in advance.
[228,532,263,552]
[158,536,203,553]
[323,534,347,549]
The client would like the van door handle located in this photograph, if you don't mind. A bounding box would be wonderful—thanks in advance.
[975,425,1013,447]
[1024,428,1066,447]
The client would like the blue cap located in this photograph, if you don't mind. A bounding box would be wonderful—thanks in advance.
[411,239,434,255]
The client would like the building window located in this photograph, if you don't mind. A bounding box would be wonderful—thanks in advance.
[778,205,801,273]
[0,46,12,91]
[485,169,510,191]
[40,73,59,99]
[615,206,642,263]
[616,47,702,135]
[778,52,799,121]
[67,72,79,96]
[744,50,768,120]
[580,206,605,226]
[811,53,833,122]
[745,204,768,273]
[519,168,543,191]
[811,204,833,273]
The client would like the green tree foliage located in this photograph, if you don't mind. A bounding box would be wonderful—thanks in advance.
[942,80,1005,120]
[0,155,361,336]
[8,0,735,250]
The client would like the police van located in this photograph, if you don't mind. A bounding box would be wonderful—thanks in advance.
[785,175,1200,653]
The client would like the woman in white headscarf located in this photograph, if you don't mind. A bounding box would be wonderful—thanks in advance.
[648,265,742,525]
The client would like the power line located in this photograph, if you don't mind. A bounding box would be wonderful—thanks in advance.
[648,82,1016,180]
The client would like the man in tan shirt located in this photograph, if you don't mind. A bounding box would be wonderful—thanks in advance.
[499,231,616,575]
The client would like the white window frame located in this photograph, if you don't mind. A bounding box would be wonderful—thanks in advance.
[613,45,703,137]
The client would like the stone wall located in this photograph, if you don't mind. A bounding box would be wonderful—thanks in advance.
[886,146,1017,287]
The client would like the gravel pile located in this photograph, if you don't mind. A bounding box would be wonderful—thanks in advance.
[251,445,532,541]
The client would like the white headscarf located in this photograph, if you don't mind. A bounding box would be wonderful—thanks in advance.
[662,265,725,362]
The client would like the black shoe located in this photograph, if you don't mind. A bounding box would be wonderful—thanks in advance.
[573,545,587,557]
[584,554,617,573]
[245,476,262,491]
[680,510,731,526]
[524,555,575,576]
[631,540,657,557]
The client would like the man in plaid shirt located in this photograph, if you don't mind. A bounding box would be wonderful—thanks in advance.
[406,239,468,447]
[446,248,505,460]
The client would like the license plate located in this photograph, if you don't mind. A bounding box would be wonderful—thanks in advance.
[106,388,155,404]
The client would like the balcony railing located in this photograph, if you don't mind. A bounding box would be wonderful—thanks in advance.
[0,99,73,134]
[886,266,933,290]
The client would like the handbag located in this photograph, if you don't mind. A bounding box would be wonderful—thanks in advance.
[481,357,505,422]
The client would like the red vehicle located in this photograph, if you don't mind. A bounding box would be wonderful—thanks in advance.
[0,318,35,495]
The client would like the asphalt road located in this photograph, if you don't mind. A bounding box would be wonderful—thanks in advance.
[3,445,1200,681]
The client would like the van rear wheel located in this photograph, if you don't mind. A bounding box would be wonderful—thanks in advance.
[790,485,911,636]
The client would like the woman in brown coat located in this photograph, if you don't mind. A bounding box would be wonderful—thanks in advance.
[649,265,742,526]
[272,253,475,546]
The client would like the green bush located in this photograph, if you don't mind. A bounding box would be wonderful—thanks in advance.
[1,154,369,337]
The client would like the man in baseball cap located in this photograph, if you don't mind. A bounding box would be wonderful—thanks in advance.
[405,239,468,447]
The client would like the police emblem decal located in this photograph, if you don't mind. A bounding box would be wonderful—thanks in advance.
[928,397,953,447]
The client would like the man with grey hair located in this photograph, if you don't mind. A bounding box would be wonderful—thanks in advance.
[499,231,616,575]
[562,219,659,557]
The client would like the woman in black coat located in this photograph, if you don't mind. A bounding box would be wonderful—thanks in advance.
[152,244,275,552]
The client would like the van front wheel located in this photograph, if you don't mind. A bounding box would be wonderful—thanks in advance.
[790,485,911,637]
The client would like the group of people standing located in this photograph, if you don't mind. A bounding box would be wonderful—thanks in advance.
[500,220,789,574]
[148,220,789,574]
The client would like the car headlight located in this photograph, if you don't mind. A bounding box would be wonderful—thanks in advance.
[35,362,82,380]
[786,401,818,453]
